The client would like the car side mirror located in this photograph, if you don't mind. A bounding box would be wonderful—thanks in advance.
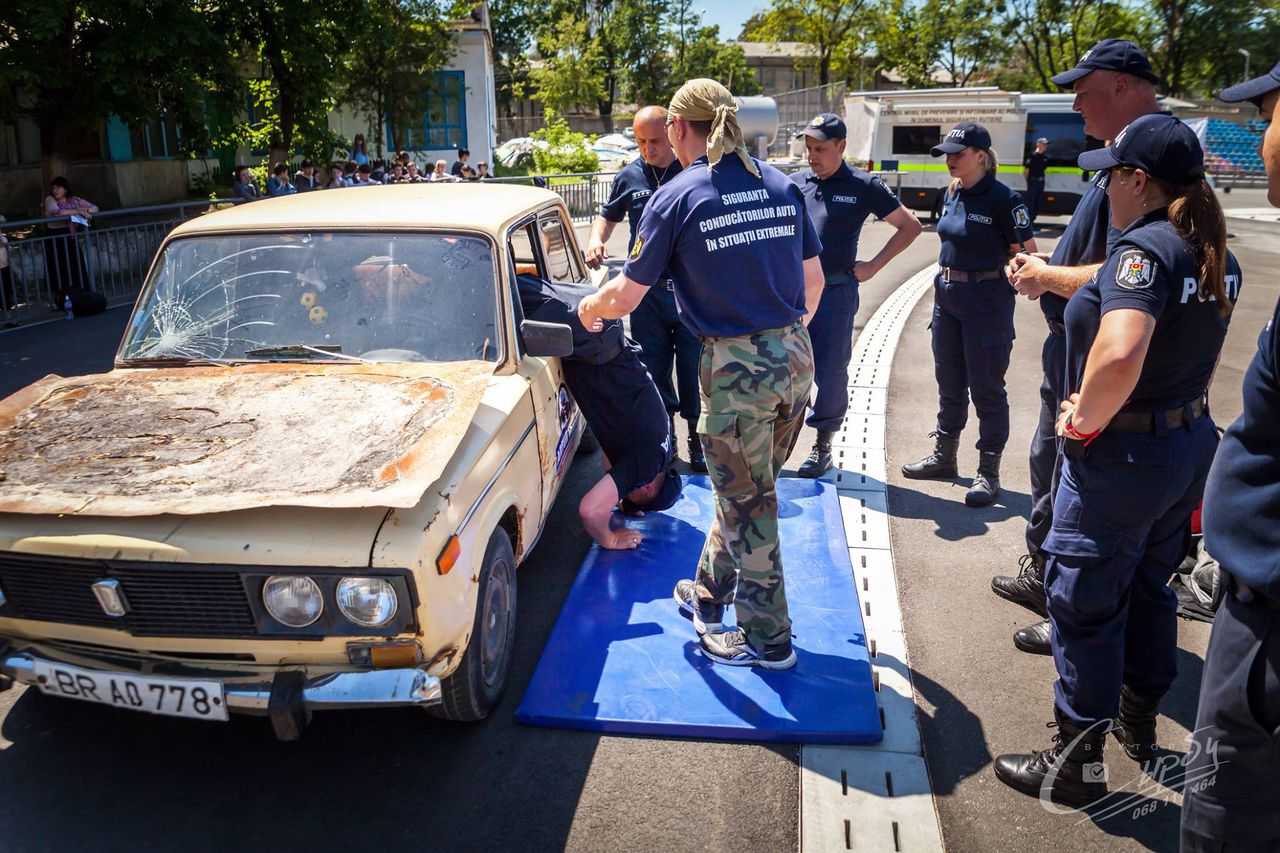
[521,319,573,357]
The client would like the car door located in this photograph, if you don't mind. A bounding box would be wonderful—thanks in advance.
[508,212,579,520]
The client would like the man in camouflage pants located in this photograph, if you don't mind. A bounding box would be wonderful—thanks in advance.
[578,78,824,669]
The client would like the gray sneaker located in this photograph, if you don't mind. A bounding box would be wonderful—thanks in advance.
[700,629,796,669]
[673,579,725,635]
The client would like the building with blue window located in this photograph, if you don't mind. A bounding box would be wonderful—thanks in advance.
[0,3,497,217]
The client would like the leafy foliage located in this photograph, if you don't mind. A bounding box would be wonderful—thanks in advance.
[530,111,600,173]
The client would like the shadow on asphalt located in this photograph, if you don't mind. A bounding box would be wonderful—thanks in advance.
[887,480,1033,541]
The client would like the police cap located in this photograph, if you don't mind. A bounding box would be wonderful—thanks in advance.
[1050,39,1160,88]
[931,122,992,156]
[1219,59,1280,108]
[1077,114,1204,184]
[797,113,846,141]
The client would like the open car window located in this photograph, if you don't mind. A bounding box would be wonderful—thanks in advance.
[538,214,584,283]
[119,232,500,364]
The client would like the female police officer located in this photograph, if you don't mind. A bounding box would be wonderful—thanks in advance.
[994,114,1242,807]
[902,122,1036,506]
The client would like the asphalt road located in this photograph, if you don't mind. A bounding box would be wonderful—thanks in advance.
[0,198,1274,852]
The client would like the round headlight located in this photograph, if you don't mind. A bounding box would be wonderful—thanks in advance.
[263,575,324,628]
[336,577,398,628]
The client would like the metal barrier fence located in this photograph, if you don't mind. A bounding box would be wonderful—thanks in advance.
[1,199,242,327]
[487,172,617,223]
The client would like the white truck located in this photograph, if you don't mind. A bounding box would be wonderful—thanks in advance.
[842,87,1096,219]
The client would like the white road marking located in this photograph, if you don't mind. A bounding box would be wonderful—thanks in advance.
[801,265,945,853]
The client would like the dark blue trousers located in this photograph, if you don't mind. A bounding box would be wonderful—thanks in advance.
[1045,414,1218,727]
[1181,589,1280,850]
[930,275,1016,453]
[631,284,701,423]
[805,275,860,432]
[1025,177,1045,223]
[1026,331,1067,554]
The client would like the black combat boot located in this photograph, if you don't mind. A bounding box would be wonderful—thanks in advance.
[901,431,959,480]
[965,451,1002,507]
[798,431,834,479]
[1013,619,1052,655]
[991,552,1048,617]
[994,709,1110,808]
[668,414,679,462]
[1113,684,1160,763]
[687,432,707,473]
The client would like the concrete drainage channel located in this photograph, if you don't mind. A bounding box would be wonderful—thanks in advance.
[800,265,946,853]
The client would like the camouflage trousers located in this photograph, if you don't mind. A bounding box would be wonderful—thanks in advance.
[695,320,815,647]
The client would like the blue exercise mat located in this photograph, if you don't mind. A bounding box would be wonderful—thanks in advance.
[516,476,882,744]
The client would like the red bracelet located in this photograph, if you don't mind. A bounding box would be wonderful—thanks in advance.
[1063,414,1101,445]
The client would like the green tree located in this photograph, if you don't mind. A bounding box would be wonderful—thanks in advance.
[994,0,1134,92]
[222,0,368,164]
[530,110,600,173]
[675,24,764,95]
[748,0,874,86]
[1137,0,1261,97]
[529,13,607,113]
[489,0,550,112]
[344,0,465,157]
[0,0,239,188]
[871,0,941,88]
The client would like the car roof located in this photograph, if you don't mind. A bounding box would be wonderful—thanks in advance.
[169,184,566,239]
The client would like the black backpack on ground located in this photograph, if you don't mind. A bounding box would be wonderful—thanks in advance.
[52,287,108,317]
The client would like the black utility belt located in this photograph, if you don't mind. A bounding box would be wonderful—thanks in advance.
[1063,397,1208,458]
[658,278,675,291]
[940,267,1003,283]
[1046,318,1066,336]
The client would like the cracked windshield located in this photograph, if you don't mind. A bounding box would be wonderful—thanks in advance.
[119,232,499,363]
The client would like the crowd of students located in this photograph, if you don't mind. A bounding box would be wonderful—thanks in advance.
[230,140,491,202]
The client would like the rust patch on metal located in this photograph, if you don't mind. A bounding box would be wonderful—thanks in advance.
[0,361,492,516]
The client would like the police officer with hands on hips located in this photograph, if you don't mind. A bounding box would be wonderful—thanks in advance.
[515,272,681,551]
[578,78,825,669]
[584,106,706,473]
[791,113,922,478]
[993,113,1242,807]
[1182,60,1280,853]
[992,38,1164,656]
[902,122,1036,507]
[1023,137,1049,226]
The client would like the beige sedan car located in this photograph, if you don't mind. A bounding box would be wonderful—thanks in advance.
[0,184,594,738]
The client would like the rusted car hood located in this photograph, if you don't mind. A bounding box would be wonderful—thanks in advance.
[0,361,494,516]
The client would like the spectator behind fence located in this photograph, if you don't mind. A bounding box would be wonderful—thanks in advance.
[326,163,345,189]
[42,176,98,296]
[352,134,370,165]
[294,158,320,192]
[461,165,477,181]
[386,163,405,184]
[476,162,491,181]
[450,147,470,177]
[231,165,261,201]
[0,215,16,318]
[267,163,297,197]
[342,161,358,187]
[371,159,386,184]
[405,161,425,182]
[430,160,450,182]
[396,150,411,169]
[354,163,376,186]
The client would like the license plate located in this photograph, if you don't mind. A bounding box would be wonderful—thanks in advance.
[33,661,229,721]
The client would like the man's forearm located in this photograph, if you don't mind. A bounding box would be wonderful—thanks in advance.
[591,216,617,246]
[583,272,645,320]
[1045,262,1102,299]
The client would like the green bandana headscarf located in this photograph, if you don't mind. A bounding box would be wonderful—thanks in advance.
[668,78,761,179]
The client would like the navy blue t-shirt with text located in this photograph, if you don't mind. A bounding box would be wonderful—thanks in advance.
[935,172,1034,271]
[623,155,822,338]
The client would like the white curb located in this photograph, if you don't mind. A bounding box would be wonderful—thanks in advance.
[800,265,945,853]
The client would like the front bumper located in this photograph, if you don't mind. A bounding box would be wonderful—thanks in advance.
[0,647,442,740]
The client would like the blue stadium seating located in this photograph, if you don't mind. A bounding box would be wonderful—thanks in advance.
[1206,119,1265,174]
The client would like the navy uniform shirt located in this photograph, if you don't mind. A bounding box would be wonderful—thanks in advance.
[515,274,670,496]
[1203,294,1280,598]
[936,172,1034,271]
[790,163,901,276]
[623,154,822,338]
[1042,169,1123,324]
[600,157,683,283]
[1024,151,1049,180]
[1063,209,1243,409]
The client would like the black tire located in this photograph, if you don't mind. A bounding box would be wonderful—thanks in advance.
[575,422,599,455]
[428,526,517,721]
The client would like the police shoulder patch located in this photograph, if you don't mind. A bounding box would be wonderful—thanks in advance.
[630,234,644,260]
[1013,205,1030,229]
[1115,249,1156,290]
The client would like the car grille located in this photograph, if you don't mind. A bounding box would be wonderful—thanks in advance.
[0,552,257,638]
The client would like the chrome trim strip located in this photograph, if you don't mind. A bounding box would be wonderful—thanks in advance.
[455,418,538,536]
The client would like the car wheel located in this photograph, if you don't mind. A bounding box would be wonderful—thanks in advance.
[428,526,517,721]
[575,422,599,455]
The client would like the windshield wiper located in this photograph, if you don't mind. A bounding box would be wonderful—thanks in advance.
[244,344,374,364]
[118,356,242,367]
